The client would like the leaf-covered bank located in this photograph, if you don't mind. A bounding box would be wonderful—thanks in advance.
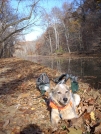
[0,58,101,134]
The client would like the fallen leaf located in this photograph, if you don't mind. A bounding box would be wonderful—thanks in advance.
[17,74,21,78]
[0,122,4,128]
[88,98,95,105]
[68,128,82,134]
[71,117,85,131]
[87,106,94,113]
[3,119,10,129]
[83,112,91,122]
[94,123,101,133]
[31,107,35,110]
[17,93,30,100]
[90,111,96,120]
[12,126,20,133]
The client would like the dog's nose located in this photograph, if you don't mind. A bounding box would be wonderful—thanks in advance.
[63,98,68,102]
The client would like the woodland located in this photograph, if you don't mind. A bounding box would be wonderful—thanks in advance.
[0,0,101,57]
[36,0,101,55]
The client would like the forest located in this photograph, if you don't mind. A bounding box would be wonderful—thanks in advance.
[0,0,101,58]
[36,0,101,55]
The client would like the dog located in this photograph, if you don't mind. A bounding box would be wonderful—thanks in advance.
[49,84,80,131]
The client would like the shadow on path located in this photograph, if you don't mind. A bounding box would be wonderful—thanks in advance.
[20,124,43,134]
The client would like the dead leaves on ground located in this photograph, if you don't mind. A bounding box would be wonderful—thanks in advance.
[75,83,101,134]
[0,58,101,134]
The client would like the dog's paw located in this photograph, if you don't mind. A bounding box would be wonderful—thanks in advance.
[51,122,58,132]
[51,126,58,133]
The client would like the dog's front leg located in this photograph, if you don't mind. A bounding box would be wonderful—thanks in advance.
[51,109,60,131]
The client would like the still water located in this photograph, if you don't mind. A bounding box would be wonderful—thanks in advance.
[24,56,101,90]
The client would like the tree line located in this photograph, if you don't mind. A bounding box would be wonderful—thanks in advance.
[35,0,101,55]
[0,0,101,58]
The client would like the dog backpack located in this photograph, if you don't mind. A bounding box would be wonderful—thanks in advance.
[36,73,50,94]
[54,74,70,84]
[54,74,79,92]
[70,75,79,92]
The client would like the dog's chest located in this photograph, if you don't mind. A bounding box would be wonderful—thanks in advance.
[59,106,77,120]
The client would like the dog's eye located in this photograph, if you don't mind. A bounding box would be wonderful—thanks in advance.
[57,92,61,94]
[65,90,69,93]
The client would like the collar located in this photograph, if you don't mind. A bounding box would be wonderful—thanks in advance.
[49,100,72,111]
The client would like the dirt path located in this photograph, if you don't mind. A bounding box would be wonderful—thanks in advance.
[0,58,101,134]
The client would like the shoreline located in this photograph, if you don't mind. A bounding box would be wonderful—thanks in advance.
[25,53,101,59]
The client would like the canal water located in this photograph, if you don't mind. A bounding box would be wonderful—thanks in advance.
[23,56,101,90]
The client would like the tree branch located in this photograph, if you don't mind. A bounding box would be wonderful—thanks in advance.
[3,0,40,31]
[0,25,28,43]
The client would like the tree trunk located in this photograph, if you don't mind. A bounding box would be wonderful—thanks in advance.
[48,32,53,54]
[53,25,59,50]
[63,22,71,53]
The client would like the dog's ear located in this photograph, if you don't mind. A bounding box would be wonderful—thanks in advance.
[64,84,70,91]
[49,87,55,95]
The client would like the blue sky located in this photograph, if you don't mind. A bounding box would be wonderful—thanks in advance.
[11,0,73,41]
[25,0,74,41]
[40,0,73,12]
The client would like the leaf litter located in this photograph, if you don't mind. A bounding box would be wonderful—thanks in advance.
[0,58,101,134]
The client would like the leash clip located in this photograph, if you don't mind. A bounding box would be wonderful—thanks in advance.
[59,110,62,119]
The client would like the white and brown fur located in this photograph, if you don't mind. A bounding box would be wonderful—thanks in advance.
[49,84,80,131]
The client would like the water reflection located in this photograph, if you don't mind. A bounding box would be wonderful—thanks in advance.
[24,56,101,89]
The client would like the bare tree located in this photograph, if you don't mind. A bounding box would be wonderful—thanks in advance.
[50,5,72,53]
[0,0,41,58]
[42,13,53,54]
[51,7,60,50]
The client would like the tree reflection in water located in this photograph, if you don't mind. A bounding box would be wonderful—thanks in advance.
[24,56,101,90]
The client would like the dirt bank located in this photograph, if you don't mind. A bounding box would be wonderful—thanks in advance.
[0,58,101,134]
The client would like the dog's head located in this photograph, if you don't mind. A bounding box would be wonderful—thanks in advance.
[50,84,72,106]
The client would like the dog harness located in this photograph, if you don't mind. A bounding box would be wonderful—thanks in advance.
[49,101,72,110]
[49,100,72,119]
